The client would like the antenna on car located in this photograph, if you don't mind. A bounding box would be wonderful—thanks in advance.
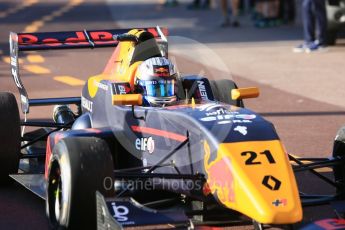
[185,89,189,104]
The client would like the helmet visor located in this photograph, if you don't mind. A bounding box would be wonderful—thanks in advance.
[139,79,175,97]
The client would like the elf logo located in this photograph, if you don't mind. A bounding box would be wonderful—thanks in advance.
[135,137,155,154]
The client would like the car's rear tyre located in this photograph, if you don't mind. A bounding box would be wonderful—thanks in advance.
[332,126,345,198]
[46,137,115,230]
[209,79,244,107]
[0,92,21,185]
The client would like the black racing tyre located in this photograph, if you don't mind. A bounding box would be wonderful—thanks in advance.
[46,137,115,230]
[0,92,20,184]
[209,79,244,107]
[332,125,345,197]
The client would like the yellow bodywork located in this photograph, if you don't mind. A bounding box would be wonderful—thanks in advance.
[87,29,147,98]
[204,140,302,224]
[87,74,111,98]
[231,87,260,100]
[103,29,145,87]
[112,94,143,106]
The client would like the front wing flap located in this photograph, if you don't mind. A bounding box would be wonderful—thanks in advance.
[96,191,191,229]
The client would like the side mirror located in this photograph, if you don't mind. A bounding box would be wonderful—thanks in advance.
[231,87,260,100]
[112,94,143,106]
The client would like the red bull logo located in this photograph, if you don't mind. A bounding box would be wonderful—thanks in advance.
[153,66,170,77]
[203,140,235,204]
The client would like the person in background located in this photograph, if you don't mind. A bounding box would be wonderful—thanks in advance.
[253,0,281,27]
[293,0,327,53]
[187,0,210,9]
[221,0,241,27]
[280,0,295,23]
[163,0,179,7]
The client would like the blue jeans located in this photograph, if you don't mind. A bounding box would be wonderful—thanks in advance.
[302,0,327,45]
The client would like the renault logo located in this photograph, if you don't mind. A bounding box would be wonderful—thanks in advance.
[262,175,281,191]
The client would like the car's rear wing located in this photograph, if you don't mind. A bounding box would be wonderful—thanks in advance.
[9,27,168,114]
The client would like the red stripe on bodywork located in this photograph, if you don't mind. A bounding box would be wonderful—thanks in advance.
[85,128,102,133]
[315,219,345,229]
[131,126,186,142]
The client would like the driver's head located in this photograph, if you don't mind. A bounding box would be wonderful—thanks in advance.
[135,57,177,106]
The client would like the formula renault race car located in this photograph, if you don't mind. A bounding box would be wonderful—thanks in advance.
[1,27,345,230]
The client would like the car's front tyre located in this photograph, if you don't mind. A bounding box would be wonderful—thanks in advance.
[46,137,115,229]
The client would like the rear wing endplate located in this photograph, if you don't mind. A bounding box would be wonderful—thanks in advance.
[9,27,168,114]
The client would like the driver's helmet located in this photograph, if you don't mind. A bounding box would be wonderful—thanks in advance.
[135,57,177,106]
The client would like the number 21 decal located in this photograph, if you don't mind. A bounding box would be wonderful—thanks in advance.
[241,150,276,165]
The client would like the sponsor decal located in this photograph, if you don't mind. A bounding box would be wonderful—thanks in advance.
[18,31,117,47]
[10,56,17,66]
[11,59,22,89]
[153,65,170,77]
[234,126,247,135]
[118,85,127,94]
[262,175,281,191]
[235,114,256,120]
[198,105,256,125]
[241,150,276,165]
[142,158,148,168]
[113,83,131,95]
[81,96,93,112]
[205,107,231,116]
[204,140,235,204]
[233,119,252,124]
[135,137,155,154]
[17,28,165,49]
[272,198,287,207]
[200,115,255,124]
[93,80,108,91]
[200,114,233,122]
[197,80,208,100]
[198,103,226,112]
[111,202,129,222]
[218,120,232,125]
